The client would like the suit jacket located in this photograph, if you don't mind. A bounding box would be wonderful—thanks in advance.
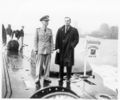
[55,25,79,66]
[34,27,53,54]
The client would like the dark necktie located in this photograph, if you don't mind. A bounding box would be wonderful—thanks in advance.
[65,26,69,33]
[44,28,46,32]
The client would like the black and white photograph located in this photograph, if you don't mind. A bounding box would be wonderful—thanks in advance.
[1,0,119,99]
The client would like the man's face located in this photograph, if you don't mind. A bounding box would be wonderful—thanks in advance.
[22,26,24,30]
[65,17,71,26]
[42,20,49,27]
[8,25,11,28]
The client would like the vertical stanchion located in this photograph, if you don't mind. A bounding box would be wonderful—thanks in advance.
[83,38,88,77]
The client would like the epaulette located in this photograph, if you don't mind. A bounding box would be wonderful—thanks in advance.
[36,27,41,29]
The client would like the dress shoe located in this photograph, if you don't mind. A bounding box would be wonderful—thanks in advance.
[66,81,71,90]
[44,79,51,83]
[59,80,63,87]
[35,82,41,90]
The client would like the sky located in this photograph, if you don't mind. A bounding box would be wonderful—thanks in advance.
[0,0,120,35]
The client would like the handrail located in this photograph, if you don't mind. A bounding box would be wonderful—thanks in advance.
[2,56,8,98]
[2,52,12,98]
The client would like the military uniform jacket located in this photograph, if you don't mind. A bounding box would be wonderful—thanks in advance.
[34,27,53,54]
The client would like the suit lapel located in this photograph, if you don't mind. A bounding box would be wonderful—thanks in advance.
[61,25,72,38]
[67,26,72,33]
[62,25,72,34]
[61,25,65,33]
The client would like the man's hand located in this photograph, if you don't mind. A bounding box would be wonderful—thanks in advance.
[35,51,38,55]
[56,49,60,53]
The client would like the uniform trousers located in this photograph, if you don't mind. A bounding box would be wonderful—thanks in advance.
[35,54,51,83]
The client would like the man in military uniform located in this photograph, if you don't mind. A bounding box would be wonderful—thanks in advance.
[55,17,79,89]
[34,15,54,90]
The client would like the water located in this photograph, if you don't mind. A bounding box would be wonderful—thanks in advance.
[23,33,118,73]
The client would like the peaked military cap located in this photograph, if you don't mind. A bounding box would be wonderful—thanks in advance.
[40,15,49,21]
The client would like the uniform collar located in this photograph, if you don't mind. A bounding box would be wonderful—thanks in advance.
[40,27,48,32]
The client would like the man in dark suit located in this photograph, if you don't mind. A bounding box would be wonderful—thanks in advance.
[55,17,79,89]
